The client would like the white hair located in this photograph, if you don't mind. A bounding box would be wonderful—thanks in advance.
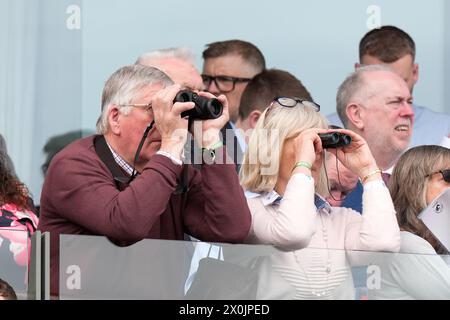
[135,47,196,66]
[96,64,173,134]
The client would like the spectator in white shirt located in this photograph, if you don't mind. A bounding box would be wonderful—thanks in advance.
[240,97,400,299]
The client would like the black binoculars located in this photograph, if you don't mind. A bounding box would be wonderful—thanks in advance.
[319,132,352,148]
[174,90,223,120]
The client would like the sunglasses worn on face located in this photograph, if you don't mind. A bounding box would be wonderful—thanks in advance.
[426,169,450,183]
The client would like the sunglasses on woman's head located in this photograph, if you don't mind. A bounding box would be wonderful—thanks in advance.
[266,97,320,115]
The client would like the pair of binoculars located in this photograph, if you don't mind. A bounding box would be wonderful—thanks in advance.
[174,90,223,120]
[318,132,352,148]
[173,92,352,149]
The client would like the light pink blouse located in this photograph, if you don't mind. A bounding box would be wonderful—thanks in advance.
[245,174,400,299]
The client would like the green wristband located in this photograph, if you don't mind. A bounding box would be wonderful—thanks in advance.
[204,140,223,150]
[292,161,312,172]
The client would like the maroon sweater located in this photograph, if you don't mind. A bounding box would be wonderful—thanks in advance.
[38,136,251,295]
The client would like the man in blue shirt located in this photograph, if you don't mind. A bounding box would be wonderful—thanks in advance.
[328,25,450,149]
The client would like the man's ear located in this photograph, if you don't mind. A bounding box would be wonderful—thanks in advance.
[108,106,121,135]
[354,62,361,71]
[346,103,364,130]
[248,110,262,129]
[412,63,419,85]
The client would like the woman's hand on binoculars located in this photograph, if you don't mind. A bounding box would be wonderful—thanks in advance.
[327,129,378,179]
[293,128,327,166]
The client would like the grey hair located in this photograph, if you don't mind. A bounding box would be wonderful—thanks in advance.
[96,64,173,134]
[336,64,394,128]
[135,47,196,66]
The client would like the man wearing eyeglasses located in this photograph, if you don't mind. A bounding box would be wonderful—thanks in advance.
[38,64,252,295]
[136,47,213,167]
[202,40,266,169]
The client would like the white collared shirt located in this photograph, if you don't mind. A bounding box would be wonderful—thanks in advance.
[105,141,182,177]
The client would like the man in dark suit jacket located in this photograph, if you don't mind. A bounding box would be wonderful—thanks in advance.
[202,40,266,170]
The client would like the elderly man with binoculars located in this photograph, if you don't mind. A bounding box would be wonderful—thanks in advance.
[38,64,252,295]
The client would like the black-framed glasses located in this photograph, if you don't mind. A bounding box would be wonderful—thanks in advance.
[426,169,450,183]
[201,75,252,93]
[119,103,152,113]
[268,97,320,113]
